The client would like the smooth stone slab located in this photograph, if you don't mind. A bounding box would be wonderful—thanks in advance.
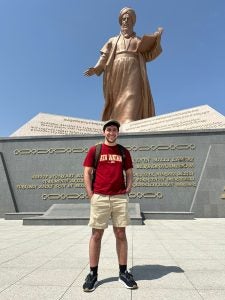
[0,153,16,217]
[122,105,225,133]
[5,212,44,220]
[143,211,195,219]
[10,105,225,137]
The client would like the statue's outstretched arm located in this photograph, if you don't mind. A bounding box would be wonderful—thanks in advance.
[84,67,96,77]
[84,52,108,77]
[142,27,163,62]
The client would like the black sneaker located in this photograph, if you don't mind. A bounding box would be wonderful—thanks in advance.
[119,271,138,289]
[83,271,98,292]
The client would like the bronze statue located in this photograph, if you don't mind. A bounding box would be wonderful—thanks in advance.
[84,7,163,124]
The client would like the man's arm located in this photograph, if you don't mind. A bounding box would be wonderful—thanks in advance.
[125,168,133,194]
[83,166,94,199]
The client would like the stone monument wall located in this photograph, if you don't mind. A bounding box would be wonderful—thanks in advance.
[1,129,225,218]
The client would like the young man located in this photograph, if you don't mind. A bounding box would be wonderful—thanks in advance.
[82,119,138,292]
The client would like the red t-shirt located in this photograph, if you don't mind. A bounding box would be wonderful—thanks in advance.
[83,143,133,195]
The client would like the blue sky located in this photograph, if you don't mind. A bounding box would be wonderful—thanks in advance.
[0,0,224,136]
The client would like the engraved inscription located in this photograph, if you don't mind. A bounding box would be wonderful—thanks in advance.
[14,145,198,201]
[16,173,85,191]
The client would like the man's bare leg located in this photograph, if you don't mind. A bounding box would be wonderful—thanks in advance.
[113,227,127,265]
[83,228,104,292]
[113,226,138,289]
[89,228,104,267]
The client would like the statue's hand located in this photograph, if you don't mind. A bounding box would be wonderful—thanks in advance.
[84,67,96,77]
[156,27,164,35]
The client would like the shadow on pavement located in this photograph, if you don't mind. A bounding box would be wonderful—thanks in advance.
[130,264,184,280]
[97,265,184,287]
[97,276,118,287]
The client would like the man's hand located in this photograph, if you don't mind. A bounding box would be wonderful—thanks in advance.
[125,187,132,194]
[125,168,133,195]
[87,191,94,200]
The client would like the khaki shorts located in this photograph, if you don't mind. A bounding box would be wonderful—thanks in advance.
[89,194,130,229]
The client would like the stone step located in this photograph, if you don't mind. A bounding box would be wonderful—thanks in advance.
[22,203,143,225]
[5,212,43,220]
[142,211,195,220]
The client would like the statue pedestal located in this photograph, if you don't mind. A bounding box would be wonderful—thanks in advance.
[1,126,225,219]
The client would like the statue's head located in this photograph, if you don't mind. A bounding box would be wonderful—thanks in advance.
[119,7,136,27]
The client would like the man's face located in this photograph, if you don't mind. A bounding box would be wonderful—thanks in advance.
[103,125,119,144]
[121,13,133,31]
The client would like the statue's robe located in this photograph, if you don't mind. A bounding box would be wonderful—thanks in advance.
[94,33,162,123]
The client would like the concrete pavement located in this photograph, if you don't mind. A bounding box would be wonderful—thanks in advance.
[1,218,225,299]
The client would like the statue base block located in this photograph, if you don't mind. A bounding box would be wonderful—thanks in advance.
[21,203,142,225]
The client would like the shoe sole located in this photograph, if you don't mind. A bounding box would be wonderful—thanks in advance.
[119,278,138,289]
[83,280,98,292]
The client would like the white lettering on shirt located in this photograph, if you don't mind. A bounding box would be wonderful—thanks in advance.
[99,154,122,163]
[100,154,108,161]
